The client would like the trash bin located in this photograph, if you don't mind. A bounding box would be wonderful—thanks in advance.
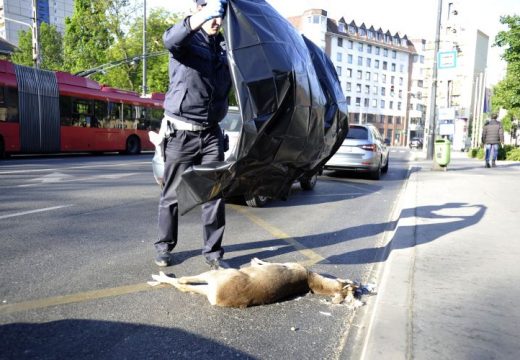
[434,138,451,167]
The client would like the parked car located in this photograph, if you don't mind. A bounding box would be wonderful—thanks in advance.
[220,107,318,207]
[324,124,389,180]
[409,137,423,149]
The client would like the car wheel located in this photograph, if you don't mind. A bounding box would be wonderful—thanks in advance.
[370,163,381,180]
[244,194,269,207]
[382,156,389,173]
[299,172,318,190]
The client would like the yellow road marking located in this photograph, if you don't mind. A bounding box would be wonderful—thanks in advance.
[1,205,325,315]
[229,204,327,265]
[0,283,163,316]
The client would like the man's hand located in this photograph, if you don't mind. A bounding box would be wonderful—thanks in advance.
[200,0,227,21]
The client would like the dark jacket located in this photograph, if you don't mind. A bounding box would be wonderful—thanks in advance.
[163,17,232,126]
[482,119,504,144]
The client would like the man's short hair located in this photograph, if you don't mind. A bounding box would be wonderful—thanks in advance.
[491,113,498,120]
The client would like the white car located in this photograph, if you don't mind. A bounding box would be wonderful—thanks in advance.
[220,107,318,207]
[324,124,389,180]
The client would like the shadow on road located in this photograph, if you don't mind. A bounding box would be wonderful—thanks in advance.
[1,319,257,360]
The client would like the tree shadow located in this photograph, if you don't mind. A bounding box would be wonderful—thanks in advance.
[0,319,257,360]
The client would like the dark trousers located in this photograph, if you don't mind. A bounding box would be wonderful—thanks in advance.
[156,126,225,261]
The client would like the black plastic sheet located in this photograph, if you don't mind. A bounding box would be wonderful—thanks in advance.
[177,0,348,214]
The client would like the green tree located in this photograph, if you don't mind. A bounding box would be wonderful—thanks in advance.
[492,15,520,129]
[11,22,64,70]
[62,0,114,75]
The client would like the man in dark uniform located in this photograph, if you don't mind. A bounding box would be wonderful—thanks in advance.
[155,0,231,269]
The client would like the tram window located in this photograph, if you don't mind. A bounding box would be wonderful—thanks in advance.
[149,107,163,131]
[59,96,73,126]
[123,104,137,129]
[94,100,107,128]
[108,102,122,128]
[72,98,93,127]
[0,86,19,123]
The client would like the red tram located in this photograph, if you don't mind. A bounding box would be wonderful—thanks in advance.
[0,59,164,157]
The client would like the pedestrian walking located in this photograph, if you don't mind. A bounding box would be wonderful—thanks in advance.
[481,113,504,168]
[154,0,232,270]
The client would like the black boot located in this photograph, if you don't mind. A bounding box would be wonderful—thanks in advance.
[485,162,490,168]
[492,160,496,167]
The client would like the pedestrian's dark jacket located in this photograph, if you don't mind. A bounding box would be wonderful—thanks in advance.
[482,119,504,144]
[163,17,232,127]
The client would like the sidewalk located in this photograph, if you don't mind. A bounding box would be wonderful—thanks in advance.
[357,151,520,359]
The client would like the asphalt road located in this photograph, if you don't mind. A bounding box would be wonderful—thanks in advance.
[0,148,413,360]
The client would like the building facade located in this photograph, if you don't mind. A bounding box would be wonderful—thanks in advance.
[0,0,73,46]
[289,9,419,146]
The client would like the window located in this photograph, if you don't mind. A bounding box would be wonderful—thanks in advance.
[0,86,19,123]
[382,74,387,83]
[72,98,93,127]
[356,84,362,93]
[372,99,377,107]
[312,15,321,24]
[358,42,363,51]
[348,25,356,34]
[397,102,402,110]
[413,55,419,63]
[357,56,363,65]
[359,28,366,36]
[383,61,388,70]
[346,96,351,105]
[391,63,396,71]
[383,48,388,57]
[347,54,353,64]
[347,68,352,78]
[357,70,362,79]
[336,66,342,76]
[337,52,342,62]
[368,31,374,39]
[365,72,371,81]
[391,76,395,84]
[374,73,379,82]
[108,102,122,128]
[93,100,108,128]
[389,101,393,109]
[375,47,380,55]
[366,58,371,67]
[367,44,372,53]
[392,50,397,59]
[348,40,353,49]
[365,85,370,94]
[400,64,405,72]
[355,97,361,106]
[346,82,352,91]
[375,60,380,69]
[372,86,378,95]
[417,80,423,87]
[399,77,404,85]
[338,24,345,33]
[380,100,385,108]
[364,98,370,107]
[381,87,386,96]
[398,90,403,98]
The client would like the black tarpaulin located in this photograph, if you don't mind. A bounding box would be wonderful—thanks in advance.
[176,0,348,214]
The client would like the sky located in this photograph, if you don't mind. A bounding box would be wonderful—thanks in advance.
[146,0,520,86]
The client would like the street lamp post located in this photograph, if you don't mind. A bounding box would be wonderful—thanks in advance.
[142,0,147,96]
[426,0,443,160]
[3,3,40,68]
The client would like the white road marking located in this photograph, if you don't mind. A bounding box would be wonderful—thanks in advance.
[0,162,150,175]
[0,205,74,220]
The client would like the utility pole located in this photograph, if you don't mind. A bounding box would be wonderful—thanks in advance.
[426,0,443,160]
[31,0,40,68]
[142,0,147,96]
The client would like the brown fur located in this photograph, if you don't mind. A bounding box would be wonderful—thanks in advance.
[149,258,358,308]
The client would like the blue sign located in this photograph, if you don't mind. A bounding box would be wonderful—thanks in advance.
[37,0,50,25]
[437,51,457,69]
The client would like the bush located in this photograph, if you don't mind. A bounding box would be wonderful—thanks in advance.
[506,147,520,161]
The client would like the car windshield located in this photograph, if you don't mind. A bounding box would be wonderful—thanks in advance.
[346,126,369,140]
